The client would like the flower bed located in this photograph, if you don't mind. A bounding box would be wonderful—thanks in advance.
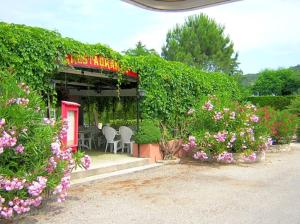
[0,71,90,220]
[183,96,272,164]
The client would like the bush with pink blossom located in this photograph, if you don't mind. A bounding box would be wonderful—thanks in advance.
[184,95,272,163]
[0,71,90,220]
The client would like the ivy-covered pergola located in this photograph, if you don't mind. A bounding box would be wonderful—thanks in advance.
[0,21,241,135]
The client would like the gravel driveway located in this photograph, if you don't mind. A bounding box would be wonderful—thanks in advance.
[14,144,300,224]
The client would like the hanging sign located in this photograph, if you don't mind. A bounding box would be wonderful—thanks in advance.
[66,55,138,78]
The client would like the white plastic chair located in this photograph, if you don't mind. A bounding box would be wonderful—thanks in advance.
[78,132,92,150]
[102,126,120,154]
[119,126,134,154]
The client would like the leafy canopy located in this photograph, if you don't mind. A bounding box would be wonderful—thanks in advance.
[252,68,300,96]
[128,55,241,135]
[162,14,239,75]
[0,22,124,94]
[123,41,159,57]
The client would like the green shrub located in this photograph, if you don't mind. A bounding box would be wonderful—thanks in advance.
[109,119,136,128]
[0,70,90,219]
[287,95,300,116]
[134,120,161,144]
[129,55,241,134]
[258,107,297,144]
[287,96,300,141]
[246,96,296,110]
[182,96,271,163]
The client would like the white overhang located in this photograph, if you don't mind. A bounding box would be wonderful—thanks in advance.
[122,0,240,12]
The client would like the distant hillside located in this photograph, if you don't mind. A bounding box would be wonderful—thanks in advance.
[240,73,258,86]
[291,65,300,73]
[241,64,300,87]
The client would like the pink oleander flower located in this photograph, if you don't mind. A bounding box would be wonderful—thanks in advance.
[250,115,259,123]
[27,176,47,197]
[43,117,56,127]
[53,175,71,203]
[227,142,233,148]
[182,144,190,151]
[0,178,26,191]
[0,195,5,203]
[182,136,197,151]
[0,118,5,128]
[46,156,57,173]
[242,152,257,162]
[267,137,273,146]
[18,82,30,95]
[230,133,236,143]
[51,142,61,156]
[214,131,227,142]
[187,108,195,115]
[0,131,17,151]
[7,98,29,106]
[193,151,208,161]
[229,111,236,120]
[213,111,223,121]
[202,100,214,111]
[223,108,229,113]
[81,155,91,170]
[0,206,13,219]
[15,144,24,153]
[217,151,234,163]
[246,128,254,134]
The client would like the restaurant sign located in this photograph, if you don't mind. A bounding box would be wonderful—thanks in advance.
[66,55,138,78]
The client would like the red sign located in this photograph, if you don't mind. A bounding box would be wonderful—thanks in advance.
[66,55,138,78]
[61,101,80,152]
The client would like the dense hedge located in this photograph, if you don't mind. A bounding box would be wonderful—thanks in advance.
[0,22,123,93]
[0,22,241,135]
[246,96,297,110]
[128,55,241,130]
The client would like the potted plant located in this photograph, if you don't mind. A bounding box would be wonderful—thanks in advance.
[159,123,184,161]
[133,120,162,163]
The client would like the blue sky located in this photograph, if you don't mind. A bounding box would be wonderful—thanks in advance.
[0,0,299,74]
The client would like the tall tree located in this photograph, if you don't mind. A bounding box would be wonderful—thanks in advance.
[161,14,239,75]
[123,41,159,57]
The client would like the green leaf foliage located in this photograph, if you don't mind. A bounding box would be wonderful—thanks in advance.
[0,22,241,139]
[161,14,239,75]
[0,22,123,94]
[134,120,161,144]
[128,55,241,133]
[252,68,300,96]
[246,96,296,110]
[123,41,159,57]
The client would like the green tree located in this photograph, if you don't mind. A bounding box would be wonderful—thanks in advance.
[253,68,300,96]
[123,41,159,56]
[161,14,239,75]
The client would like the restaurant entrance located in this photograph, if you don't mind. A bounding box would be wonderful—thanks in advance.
[50,55,139,157]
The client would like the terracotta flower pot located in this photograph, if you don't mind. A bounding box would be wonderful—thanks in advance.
[133,143,162,163]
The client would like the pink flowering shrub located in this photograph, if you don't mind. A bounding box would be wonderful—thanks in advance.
[184,95,272,163]
[0,71,90,220]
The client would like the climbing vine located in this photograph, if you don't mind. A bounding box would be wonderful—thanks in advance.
[128,55,241,135]
[0,22,127,94]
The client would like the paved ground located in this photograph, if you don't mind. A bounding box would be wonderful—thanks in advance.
[14,144,300,224]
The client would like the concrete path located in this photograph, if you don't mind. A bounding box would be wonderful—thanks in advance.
[16,144,300,224]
